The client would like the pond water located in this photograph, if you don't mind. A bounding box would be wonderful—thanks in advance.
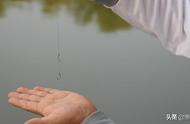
[1,0,190,124]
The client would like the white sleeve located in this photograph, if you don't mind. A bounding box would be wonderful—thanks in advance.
[109,0,190,58]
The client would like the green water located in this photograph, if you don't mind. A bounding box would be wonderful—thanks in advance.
[0,0,130,32]
[1,1,190,124]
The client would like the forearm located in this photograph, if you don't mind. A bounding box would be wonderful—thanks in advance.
[95,0,190,58]
[82,110,116,124]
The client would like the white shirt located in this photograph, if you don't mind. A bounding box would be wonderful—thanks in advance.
[108,0,190,58]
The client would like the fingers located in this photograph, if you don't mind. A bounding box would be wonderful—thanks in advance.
[25,117,47,124]
[25,118,44,124]
[8,92,41,102]
[17,87,49,97]
[15,86,66,94]
[8,97,39,114]
[8,86,63,102]
[34,86,60,94]
[34,86,73,94]
[24,116,54,124]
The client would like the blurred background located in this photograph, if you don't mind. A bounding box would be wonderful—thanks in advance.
[1,0,190,124]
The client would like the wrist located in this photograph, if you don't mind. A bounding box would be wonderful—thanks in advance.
[74,102,97,124]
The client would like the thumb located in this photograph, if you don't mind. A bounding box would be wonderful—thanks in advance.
[24,117,49,124]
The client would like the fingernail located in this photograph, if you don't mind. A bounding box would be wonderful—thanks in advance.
[8,98,14,103]
[8,92,12,97]
[17,87,27,91]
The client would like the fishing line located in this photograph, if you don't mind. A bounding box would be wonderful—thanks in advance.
[56,12,63,81]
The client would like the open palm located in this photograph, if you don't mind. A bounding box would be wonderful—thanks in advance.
[8,86,96,124]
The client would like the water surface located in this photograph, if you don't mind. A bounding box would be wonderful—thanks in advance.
[1,1,190,124]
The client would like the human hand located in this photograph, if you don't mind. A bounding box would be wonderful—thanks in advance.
[8,86,97,124]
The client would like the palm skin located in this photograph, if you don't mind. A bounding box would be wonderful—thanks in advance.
[8,86,97,124]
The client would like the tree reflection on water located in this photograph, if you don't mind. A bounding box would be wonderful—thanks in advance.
[0,0,130,32]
